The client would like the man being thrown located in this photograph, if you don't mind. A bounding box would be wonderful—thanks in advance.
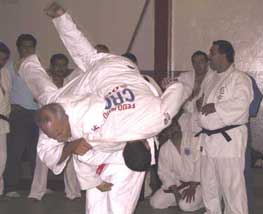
[18,2,190,165]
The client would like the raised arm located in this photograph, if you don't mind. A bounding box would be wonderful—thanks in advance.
[18,54,59,105]
[45,2,97,72]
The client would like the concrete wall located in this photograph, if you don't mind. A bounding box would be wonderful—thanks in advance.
[0,0,154,69]
[172,0,263,86]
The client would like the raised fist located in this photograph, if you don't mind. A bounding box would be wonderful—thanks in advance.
[44,2,65,18]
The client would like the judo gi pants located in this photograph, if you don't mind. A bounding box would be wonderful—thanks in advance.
[85,164,145,214]
[201,155,248,214]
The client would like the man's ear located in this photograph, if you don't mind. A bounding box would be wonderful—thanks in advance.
[41,121,53,133]
[39,121,52,136]
[47,120,53,129]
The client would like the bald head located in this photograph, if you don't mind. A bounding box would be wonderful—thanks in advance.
[36,103,71,142]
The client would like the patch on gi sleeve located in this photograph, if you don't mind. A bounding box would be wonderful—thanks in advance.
[163,112,171,125]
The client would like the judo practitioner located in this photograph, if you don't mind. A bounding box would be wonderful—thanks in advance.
[150,117,204,212]
[197,40,253,214]
[0,42,11,198]
[47,53,82,88]
[35,102,147,214]
[150,51,207,212]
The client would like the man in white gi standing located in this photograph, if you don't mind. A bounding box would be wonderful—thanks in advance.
[197,40,253,214]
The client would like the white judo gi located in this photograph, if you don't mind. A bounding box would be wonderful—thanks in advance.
[37,97,145,214]
[150,97,204,212]
[0,63,11,195]
[19,13,190,144]
[29,68,81,200]
[198,65,253,214]
[17,12,189,213]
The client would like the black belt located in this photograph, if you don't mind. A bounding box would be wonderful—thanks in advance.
[0,114,9,123]
[195,125,242,142]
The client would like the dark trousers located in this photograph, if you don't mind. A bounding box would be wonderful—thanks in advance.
[4,105,39,193]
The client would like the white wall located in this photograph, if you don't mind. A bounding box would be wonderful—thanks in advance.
[0,0,154,69]
[171,0,262,83]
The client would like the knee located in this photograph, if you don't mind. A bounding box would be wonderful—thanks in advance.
[179,199,196,212]
[149,190,174,209]
[149,195,163,209]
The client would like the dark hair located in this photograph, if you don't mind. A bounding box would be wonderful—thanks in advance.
[191,50,208,62]
[122,52,138,65]
[35,103,66,127]
[0,42,10,58]
[213,40,235,63]
[95,44,110,53]
[16,34,37,48]
[123,140,151,172]
[50,53,69,65]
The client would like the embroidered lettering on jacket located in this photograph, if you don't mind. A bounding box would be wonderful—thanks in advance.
[103,85,136,119]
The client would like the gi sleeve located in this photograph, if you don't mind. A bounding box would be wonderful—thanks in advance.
[53,13,97,72]
[37,132,69,175]
[161,81,191,119]
[158,143,181,189]
[38,133,105,191]
[18,54,59,105]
